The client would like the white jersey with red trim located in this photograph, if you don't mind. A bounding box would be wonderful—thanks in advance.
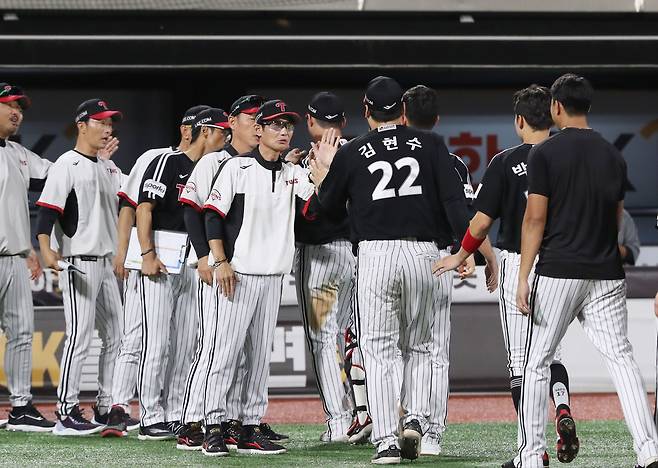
[117,146,173,208]
[36,150,123,257]
[179,147,234,212]
[0,140,51,255]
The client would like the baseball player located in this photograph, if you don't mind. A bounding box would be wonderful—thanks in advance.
[135,108,229,440]
[295,91,357,443]
[309,76,474,464]
[402,84,498,457]
[176,95,265,450]
[493,74,655,468]
[36,98,124,436]
[435,85,574,467]
[201,99,314,456]
[0,83,55,432]
[101,104,210,437]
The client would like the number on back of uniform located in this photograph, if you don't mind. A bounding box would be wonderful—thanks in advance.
[367,157,423,201]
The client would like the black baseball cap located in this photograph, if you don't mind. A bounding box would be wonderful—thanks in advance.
[307,92,345,123]
[75,98,122,123]
[363,76,403,114]
[182,105,210,125]
[193,107,230,130]
[0,83,30,110]
[230,94,265,116]
[255,99,301,125]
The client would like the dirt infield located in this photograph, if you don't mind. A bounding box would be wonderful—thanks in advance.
[1,393,648,424]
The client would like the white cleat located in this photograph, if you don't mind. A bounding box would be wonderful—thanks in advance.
[420,434,442,456]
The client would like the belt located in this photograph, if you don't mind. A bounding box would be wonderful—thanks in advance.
[76,256,98,262]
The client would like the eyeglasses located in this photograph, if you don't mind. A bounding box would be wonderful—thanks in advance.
[264,119,295,133]
[87,118,113,129]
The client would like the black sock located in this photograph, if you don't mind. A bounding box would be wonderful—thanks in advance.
[510,375,522,413]
[550,361,571,412]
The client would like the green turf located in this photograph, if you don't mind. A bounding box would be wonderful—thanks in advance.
[0,421,640,467]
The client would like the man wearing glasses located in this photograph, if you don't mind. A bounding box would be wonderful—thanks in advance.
[201,99,315,456]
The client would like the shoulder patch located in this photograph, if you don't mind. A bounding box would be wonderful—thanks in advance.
[143,179,167,198]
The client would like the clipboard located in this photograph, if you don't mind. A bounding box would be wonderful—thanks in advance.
[124,227,189,274]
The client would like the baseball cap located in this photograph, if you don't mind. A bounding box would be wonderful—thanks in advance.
[75,98,122,123]
[230,94,265,116]
[363,76,403,114]
[255,99,300,125]
[0,83,31,110]
[307,92,345,123]
[193,108,230,130]
[181,104,210,125]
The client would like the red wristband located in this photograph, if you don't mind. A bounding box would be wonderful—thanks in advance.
[461,228,484,254]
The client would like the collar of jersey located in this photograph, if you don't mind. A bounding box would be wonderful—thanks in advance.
[225,144,239,157]
[252,146,282,171]
[73,149,98,162]
[0,138,5,147]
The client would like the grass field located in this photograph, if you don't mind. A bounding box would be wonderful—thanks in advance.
[0,421,640,467]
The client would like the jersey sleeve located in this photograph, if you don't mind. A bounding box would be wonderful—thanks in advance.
[432,135,470,240]
[36,158,73,214]
[527,146,550,197]
[118,156,148,207]
[138,154,177,205]
[292,164,315,201]
[473,153,505,219]
[180,154,223,211]
[203,159,237,217]
[317,144,350,216]
[25,148,52,179]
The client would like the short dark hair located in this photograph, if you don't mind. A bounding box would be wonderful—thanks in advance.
[368,106,403,123]
[513,85,553,130]
[402,85,439,130]
[550,73,593,116]
[191,125,214,143]
[313,116,343,130]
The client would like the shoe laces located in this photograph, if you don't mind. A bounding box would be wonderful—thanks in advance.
[69,406,92,424]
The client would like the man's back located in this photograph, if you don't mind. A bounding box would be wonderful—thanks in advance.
[528,127,627,279]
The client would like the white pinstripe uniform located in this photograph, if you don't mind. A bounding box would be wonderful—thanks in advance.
[36,150,123,416]
[0,140,51,407]
[178,147,234,424]
[515,128,658,467]
[203,151,314,427]
[111,146,172,411]
[136,150,199,427]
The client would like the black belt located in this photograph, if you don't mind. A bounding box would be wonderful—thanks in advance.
[76,256,98,262]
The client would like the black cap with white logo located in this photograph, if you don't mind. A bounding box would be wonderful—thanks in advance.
[255,99,301,125]
[230,95,265,116]
[75,98,122,123]
[0,83,30,110]
[193,108,230,130]
[182,104,210,125]
[307,92,345,123]
[363,76,403,114]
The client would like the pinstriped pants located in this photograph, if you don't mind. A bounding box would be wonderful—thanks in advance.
[426,248,453,441]
[295,240,355,437]
[110,270,142,410]
[515,276,658,468]
[0,255,34,407]
[204,273,282,426]
[356,240,441,449]
[138,266,198,426]
[57,256,122,415]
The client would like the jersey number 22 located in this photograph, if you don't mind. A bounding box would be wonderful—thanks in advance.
[368,157,422,201]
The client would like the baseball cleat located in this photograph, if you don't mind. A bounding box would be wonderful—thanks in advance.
[420,434,441,456]
[176,421,204,451]
[501,461,515,468]
[53,406,102,436]
[138,422,175,441]
[543,451,550,466]
[237,425,287,455]
[165,420,184,437]
[6,402,55,433]
[259,422,289,441]
[347,415,372,444]
[371,445,401,465]
[91,404,109,427]
[125,414,140,432]
[556,407,579,463]
[501,451,549,467]
[101,406,127,438]
[0,419,7,429]
[221,419,241,450]
[399,419,422,460]
[320,430,349,443]
[202,425,230,457]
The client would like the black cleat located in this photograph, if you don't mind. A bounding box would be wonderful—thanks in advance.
[166,420,184,437]
[237,424,286,455]
[259,422,289,441]
[177,421,204,451]
[556,407,579,463]
[399,419,422,461]
[221,419,242,450]
[202,424,229,457]
[6,402,55,433]
[91,405,109,426]
[101,406,127,438]
[372,445,401,465]
[138,422,174,441]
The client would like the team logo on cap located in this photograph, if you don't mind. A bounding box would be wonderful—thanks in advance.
[98,100,108,109]
[275,101,287,111]
[308,105,317,114]
[1,85,11,95]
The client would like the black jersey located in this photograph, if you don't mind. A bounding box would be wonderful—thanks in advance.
[474,143,531,253]
[527,128,627,280]
[139,151,194,232]
[317,124,470,247]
